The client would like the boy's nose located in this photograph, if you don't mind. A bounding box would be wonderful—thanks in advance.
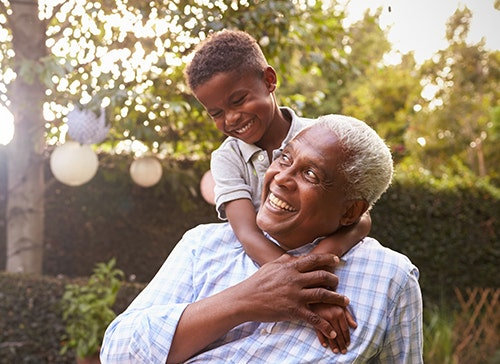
[225,110,240,126]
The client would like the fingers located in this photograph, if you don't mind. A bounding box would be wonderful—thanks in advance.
[315,329,329,348]
[345,308,357,329]
[293,254,340,273]
[298,308,337,340]
[299,270,339,290]
[337,313,350,353]
[304,287,349,307]
[311,305,354,355]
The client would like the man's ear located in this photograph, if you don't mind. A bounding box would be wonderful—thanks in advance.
[340,200,369,226]
[263,66,277,92]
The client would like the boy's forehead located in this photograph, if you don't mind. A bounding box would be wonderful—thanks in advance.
[194,71,261,103]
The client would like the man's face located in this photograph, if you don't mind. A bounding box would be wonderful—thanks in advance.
[193,68,277,145]
[256,125,351,249]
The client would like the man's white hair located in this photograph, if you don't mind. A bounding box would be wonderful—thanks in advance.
[315,114,394,208]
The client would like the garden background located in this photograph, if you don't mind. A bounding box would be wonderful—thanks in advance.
[0,0,498,363]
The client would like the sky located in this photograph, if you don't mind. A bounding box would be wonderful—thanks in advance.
[342,0,500,64]
[1,1,499,145]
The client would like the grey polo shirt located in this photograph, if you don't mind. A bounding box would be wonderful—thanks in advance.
[211,107,317,220]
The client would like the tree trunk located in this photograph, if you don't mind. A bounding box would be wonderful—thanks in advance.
[6,2,46,274]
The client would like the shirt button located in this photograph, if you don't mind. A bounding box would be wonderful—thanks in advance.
[260,329,267,335]
[258,154,265,161]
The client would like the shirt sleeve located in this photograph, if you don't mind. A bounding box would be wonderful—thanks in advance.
[378,267,424,363]
[100,232,197,364]
[211,144,253,220]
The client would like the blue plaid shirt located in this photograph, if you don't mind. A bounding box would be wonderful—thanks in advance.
[101,223,423,363]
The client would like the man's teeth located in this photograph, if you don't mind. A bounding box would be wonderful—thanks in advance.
[236,120,254,134]
[269,193,296,212]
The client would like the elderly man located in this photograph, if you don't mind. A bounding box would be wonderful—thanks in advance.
[101,115,423,363]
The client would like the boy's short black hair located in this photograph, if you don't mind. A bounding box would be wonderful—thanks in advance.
[185,29,268,91]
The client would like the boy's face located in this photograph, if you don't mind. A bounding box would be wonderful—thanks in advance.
[193,67,277,145]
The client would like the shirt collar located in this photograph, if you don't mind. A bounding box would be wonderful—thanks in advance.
[263,231,352,263]
[236,107,300,163]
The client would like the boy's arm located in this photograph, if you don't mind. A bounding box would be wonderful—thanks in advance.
[225,198,286,266]
[311,211,371,257]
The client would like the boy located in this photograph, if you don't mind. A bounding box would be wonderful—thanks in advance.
[185,29,369,353]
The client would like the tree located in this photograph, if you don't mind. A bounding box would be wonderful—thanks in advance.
[339,10,421,161]
[1,0,47,273]
[404,7,499,178]
[0,0,361,274]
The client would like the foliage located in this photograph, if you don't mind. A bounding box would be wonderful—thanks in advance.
[39,154,217,282]
[0,0,361,157]
[406,7,500,179]
[0,272,71,363]
[0,271,143,363]
[365,170,499,306]
[60,258,124,359]
[424,305,456,364]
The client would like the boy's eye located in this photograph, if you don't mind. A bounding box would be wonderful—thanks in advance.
[210,111,223,119]
[233,96,245,105]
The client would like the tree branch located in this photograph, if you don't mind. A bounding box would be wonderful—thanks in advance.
[49,0,76,23]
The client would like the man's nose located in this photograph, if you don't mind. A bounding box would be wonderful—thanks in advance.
[273,168,297,190]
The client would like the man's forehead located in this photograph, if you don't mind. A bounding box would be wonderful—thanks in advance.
[288,126,341,171]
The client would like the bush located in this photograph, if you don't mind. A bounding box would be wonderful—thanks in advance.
[371,170,499,307]
[60,259,124,359]
[0,271,143,363]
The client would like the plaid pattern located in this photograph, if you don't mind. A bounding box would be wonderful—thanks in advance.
[101,223,423,363]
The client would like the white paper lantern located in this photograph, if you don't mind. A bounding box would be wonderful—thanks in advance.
[200,170,215,205]
[50,141,99,186]
[67,107,109,144]
[130,156,163,187]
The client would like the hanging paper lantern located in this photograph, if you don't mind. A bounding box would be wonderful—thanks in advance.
[50,141,99,186]
[130,156,163,187]
[200,170,215,205]
[67,107,109,144]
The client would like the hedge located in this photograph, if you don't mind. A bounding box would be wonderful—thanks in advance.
[0,272,144,363]
[0,151,498,306]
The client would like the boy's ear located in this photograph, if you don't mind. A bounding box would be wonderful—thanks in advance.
[340,200,369,226]
[263,66,277,92]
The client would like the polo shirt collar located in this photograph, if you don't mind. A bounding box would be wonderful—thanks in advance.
[236,107,300,163]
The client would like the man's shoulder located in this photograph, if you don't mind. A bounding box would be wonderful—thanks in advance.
[180,222,238,250]
[350,237,419,278]
[183,222,234,238]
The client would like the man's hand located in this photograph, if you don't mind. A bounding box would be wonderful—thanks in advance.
[236,253,350,340]
[311,304,357,354]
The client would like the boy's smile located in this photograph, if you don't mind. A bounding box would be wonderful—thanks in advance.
[193,67,289,150]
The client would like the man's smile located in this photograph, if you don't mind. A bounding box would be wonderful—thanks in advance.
[268,192,297,212]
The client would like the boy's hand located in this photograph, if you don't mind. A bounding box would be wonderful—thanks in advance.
[310,303,357,354]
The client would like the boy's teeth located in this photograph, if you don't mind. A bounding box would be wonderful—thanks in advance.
[236,120,253,133]
[269,193,296,212]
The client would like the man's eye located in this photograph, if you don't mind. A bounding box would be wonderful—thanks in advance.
[305,169,319,182]
[210,111,222,118]
[280,153,291,165]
